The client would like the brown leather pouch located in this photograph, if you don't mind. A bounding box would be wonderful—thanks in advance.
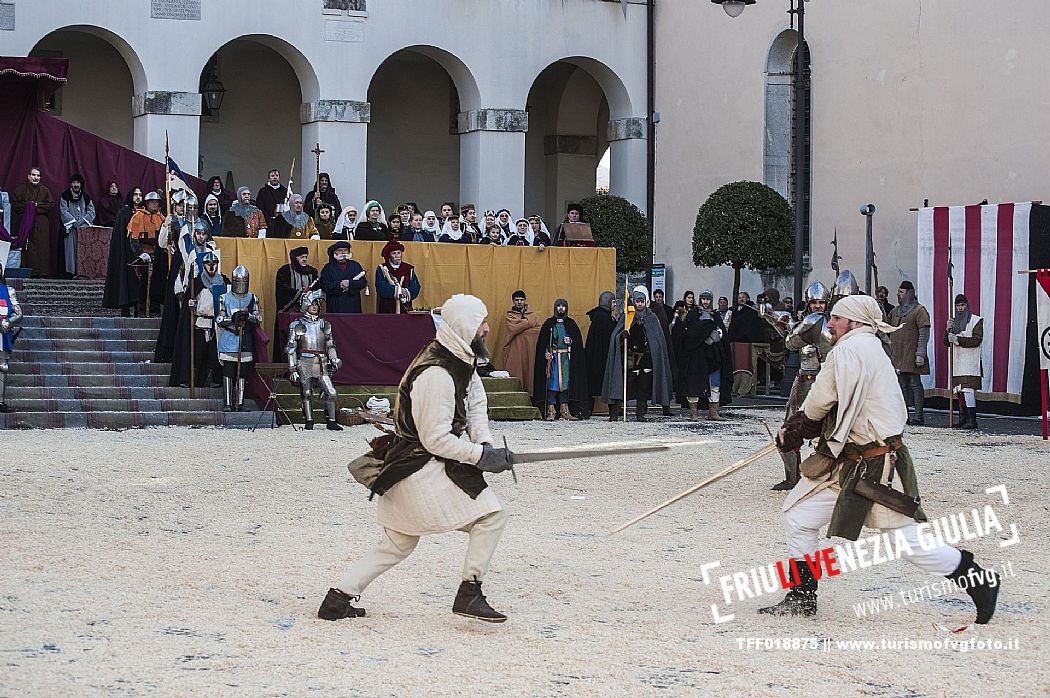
[800,451,837,479]
[853,462,920,518]
[347,433,396,489]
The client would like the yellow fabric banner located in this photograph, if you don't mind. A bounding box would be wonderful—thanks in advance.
[213,239,617,368]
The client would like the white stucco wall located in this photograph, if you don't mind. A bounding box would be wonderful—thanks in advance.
[654,1,1050,303]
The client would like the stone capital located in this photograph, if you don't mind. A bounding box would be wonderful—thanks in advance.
[300,100,370,124]
[457,108,528,134]
[131,91,201,117]
[607,117,647,141]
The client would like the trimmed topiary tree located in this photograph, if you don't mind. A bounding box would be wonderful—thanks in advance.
[692,180,794,302]
[579,193,652,273]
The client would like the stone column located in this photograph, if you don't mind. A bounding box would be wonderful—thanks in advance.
[458,109,527,214]
[607,117,648,214]
[300,100,370,212]
[132,91,201,171]
[543,134,598,220]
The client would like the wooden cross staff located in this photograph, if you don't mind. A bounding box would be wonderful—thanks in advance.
[312,142,325,206]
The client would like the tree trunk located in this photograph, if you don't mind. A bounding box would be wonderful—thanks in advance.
[732,264,742,308]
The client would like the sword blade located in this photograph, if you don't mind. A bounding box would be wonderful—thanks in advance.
[609,442,779,535]
[508,440,715,465]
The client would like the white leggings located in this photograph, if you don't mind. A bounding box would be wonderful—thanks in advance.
[784,487,961,576]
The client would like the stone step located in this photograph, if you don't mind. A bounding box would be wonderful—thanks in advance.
[5,386,222,400]
[16,338,157,352]
[10,350,155,363]
[0,410,269,430]
[6,398,236,412]
[20,316,162,330]
[488,405,541,421]
[7,362,169,376]
[7,373,187,388]
[19,327,159,341]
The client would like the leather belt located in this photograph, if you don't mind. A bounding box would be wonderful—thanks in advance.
[799,374,818,382]
[842,434,903,460]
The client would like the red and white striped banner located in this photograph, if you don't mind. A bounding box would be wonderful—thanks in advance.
[917,202,1031,402]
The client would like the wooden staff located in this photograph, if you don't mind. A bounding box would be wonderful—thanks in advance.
[311,143,324,212]
[188,287,195,399]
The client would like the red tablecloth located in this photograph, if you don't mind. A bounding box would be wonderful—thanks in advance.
[76,225,111,279]
[278,312,436,385]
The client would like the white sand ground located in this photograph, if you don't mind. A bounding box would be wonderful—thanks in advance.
[1,411,1048,696]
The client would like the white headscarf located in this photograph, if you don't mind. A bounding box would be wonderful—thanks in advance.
[334,206,358,239]
[632,285,650,306]
[422,210,441,235]
[832,295,900,334]
[436,294,488,363]
[439,218,463,241]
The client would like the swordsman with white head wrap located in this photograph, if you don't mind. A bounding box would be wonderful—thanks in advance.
[765,295,1000,625]
[286,288,343,431]
[319,294,514,623]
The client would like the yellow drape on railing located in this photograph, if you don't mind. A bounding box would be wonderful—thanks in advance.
[213,239,616,367]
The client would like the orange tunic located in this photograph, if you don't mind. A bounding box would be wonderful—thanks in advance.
[126,210,164,253]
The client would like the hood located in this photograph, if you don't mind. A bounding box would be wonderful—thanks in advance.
[436,294,488,362]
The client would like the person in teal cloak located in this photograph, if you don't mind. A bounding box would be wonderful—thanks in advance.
[531,298,588,420]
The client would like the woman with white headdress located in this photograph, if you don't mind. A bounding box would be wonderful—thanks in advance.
[354,201,389,241]
[505,218,531,246]
[420,210,441,242]
[529,215,551,249]
[333,205,358,240]
[495,209,514,239]
[437,216,464,243]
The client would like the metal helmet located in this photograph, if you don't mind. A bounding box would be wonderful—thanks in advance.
[804,281,831,303]
[201,251,219,267]
[831,270,860,299]
[185,195,198,208]
[698,289,714,300]
[144,191,161,202]
[231,265,250,294]
[300,288,324,312]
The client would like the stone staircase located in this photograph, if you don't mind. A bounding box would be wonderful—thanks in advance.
[2,286,268,428]
[10,278,117,316]
[274,375,541,424]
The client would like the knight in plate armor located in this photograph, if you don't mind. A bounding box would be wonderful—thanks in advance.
[216,265,262,412]
[286,288,343,431]
[772,278,834,491]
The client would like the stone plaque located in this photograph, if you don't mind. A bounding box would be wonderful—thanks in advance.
[150,0,201,21]
[0,4,15,31]
[324,18,363,43]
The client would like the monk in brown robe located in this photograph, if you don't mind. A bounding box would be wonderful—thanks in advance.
[502,290,542,395]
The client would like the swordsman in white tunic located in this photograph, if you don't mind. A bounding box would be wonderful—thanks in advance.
[764,295,1000,624]
[319,294,515,623]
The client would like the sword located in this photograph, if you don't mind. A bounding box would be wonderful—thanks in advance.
[609,442,779,534]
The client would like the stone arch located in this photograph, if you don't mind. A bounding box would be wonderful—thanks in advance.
[365,44,481,113]
[524,57,633,222]
[365,46,479,212]
[29,25,147,148]
[197,35,320,192]
[764,28,811,254]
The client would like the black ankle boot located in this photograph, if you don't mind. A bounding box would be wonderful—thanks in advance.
[452,579,506,623]
[317,588,366,620]
[759,559,818,617]
[608,405,622,422]
[946,550,999,624]
[304,420,314,430]
[635,402,648,422]
[326,419,343,431]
